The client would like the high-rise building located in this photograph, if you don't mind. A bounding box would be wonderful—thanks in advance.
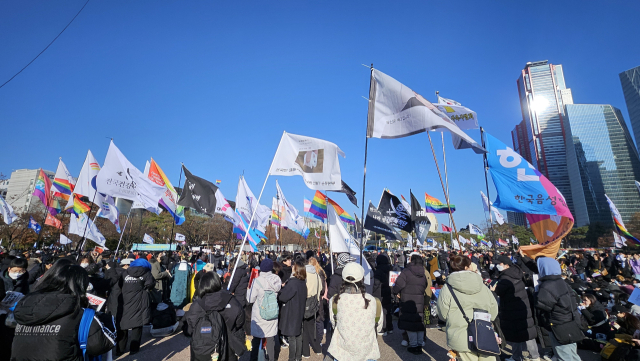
[620,65,640,149]
[513,60,575,215]
[506,211,528,227]
[565,104,640,226]
[4,169,55,214]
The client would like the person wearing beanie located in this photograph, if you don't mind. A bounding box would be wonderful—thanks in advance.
[247,256,282,361]
[328,253,355,300]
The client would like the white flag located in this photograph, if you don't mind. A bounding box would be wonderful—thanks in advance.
[452,238,461,250]
[69,214,107,248]
[269,132,345,191]
[366,69,484,153]
[613,232,625,248]
[469,223,484,236]
[66,150,102,211]
[511,235,519,245]
[0,195,18,225]
[436,95,478,130]
[143,233,154,244]
[131,161,163,214]
[493,210,506,225]
[51,158,77,200]
[235,176,270,233]
[215,189,237,222]
[97,195,120,233]
[175,233,185,242]
[96,141,165,212]
[481,191,505,225]
[276,180,300,230]
[327,202,372,285]
[406,234,413,248]
[59,234,72,245]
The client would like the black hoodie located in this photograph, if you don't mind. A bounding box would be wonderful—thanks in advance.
[119,266,154,330]
[12,292,116,361]
[184,291,246,357]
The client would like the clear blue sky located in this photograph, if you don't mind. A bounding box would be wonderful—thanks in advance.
[1,0,639,233]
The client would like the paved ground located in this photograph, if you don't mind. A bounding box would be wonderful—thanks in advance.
[115,321,601,361]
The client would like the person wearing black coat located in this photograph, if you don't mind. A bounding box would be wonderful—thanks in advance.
[580,294,611,338]
[392,253,428,350]
[279,256,293,284]
[535,258,583,361]
[491,256,538,361]
[104,261,126,330]
[185,272,246,361]
[118,259,155,355]
[373,253,394,334]
[278,261,307,361]
[228,260,249,307]
[2,257,30,296]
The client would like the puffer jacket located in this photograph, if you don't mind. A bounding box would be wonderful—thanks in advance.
[12,292,116,361]
[228,260,249,307]
[494,265,536,342]
[373,254,392,306]
[246,272,282,338]
[392,263,428,332]
[2,270,30,296]
[119,264,155,330]
[437,270,498,352]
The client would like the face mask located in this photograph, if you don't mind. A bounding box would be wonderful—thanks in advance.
[489,264,495,270]
[80,263,89,268]
[9,272,24,280]
[496,264,505,272]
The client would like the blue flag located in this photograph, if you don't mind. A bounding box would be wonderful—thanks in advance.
[29,216,41,234]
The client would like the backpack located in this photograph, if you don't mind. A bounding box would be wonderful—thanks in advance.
[254,279,279,321]
[152,302,177,329]
[304,274,321,319]
[78,308,101,361]
[601,335,635,360]
[191,299,228,360]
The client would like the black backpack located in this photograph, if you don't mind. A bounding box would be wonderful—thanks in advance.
[152,303,177,329]
[191,299,229,360]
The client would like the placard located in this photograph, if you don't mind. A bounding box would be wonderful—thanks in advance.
[389,271,400,287]
[87,294,107,312]
[629,288,640,306]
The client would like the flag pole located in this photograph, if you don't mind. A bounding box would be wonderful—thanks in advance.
[360,63,374,266]
[427,131,459,240]
[169,165,184,252]
[480,127,496,246]
[114,207,132,255]
[324,191,335,274]
[227,132,282,291]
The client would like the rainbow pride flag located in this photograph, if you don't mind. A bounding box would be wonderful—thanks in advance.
[52,179,74,200]
[67,194,91,215]
[607,195,640,244]
[33,169,59,215]
[309,191,327,220]
[425,192,455,214]
[271,197,281,226]
[327,198,355,225]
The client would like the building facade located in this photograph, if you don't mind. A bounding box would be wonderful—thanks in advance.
[620,65,640,149]
[513,60,575,215]
[565,104,640,226]
[506,211,528,227]
[4,169,55,214]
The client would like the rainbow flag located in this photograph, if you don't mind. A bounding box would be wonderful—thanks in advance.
[52,159,75,201]
[425,192,455,214]
[149,158,185,225]
[607,195,640,244]
[33,169,59,215]
[309,191,328,220]
[67,194,91,215]
[216,180,221,184]
[481,240,490,247]
[327,198,355,225]
[271,197,281,226]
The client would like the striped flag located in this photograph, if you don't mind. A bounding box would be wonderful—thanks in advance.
[309,191,328,220]
[606,194,640,244]
[425,192,455,214]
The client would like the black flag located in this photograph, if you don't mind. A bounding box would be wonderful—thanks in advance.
[331,180,358,207]
[410,191,431,245]
[364,201,403,240]
[377,189,413,232]
[177,165,218,217]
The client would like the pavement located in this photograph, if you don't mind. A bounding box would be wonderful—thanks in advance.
[114,322,601,361]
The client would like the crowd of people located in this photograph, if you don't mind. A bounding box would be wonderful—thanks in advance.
[2,245,640,361]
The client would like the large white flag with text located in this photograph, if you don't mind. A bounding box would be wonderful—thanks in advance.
[327,203,371,285]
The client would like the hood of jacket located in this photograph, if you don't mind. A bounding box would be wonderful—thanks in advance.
[405,263,426,278]
[447,271,484,295]
[257,272,281,291]
[499,264,523,280]
[127,265,150,277]
[130,258,151,270]
[376,254,390,266]
[305,264,317,275]
[14,292,79,326]
[200,291,235,312]
[537,258,561,278]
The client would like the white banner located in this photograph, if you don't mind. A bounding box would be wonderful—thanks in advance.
[68,214,107,248]
[269,132,345,191]
[60,234,72,245]
[97,195,120,233]
[0,195,17,225]
[175,233,185,242]
[437,95,478,130]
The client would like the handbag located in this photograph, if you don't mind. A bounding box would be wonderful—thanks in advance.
[446,284,500,356]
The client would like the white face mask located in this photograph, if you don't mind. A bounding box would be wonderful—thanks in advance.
[496,264,505,272]
[80,263,89,268]
[9,272,24,280]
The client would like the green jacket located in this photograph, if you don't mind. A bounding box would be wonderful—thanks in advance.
[436,270,498,352]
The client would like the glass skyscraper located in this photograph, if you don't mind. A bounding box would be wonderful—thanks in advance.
[512,61,575,215]
[620,65,640,149]
[565,104,640,226]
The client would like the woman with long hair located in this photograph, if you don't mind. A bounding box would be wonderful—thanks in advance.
[328,262,382,361]
[278,260,308,361]
[11,264,116,361]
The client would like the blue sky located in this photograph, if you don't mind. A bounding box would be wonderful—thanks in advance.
[1,0,639,232]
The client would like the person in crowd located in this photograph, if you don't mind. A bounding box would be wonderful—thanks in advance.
[194,252,209,272]
[580,293,611,339]
[490,255,538,361]
[278,260,307,361]
[184,271,246,361]
[171,254,192,308]
[301,257,323,358]
[307,257,328,345]
[437,255,499,361]
[373,253,393,336]
[630,253,640,281]
[535,257,583,361]
[11,263,116,361]
[150,252,172,302]
[118,258,155,355]
[279,255,293,284]
[2,257,30,295]
[328,262,383,361]
[327,254,353,300]
[572,253,588,281]
[392,252,428,355]
[247,258,282,361]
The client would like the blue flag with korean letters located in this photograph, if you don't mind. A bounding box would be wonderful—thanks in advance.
[29,216,41,234]
[484,132,573,259]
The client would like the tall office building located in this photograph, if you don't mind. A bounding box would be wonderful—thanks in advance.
[512,60,575,215]
[565,104,640,226]
[4,169,55,214]
[620,65,640,149]
[506,211,527,227]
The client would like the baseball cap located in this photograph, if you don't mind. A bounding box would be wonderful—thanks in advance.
[492,255,513,266]
[342,262,364,283]
[120,258,133,265]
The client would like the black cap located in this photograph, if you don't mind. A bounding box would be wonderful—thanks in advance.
[613,304,631,314]
[492,255,513,266]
